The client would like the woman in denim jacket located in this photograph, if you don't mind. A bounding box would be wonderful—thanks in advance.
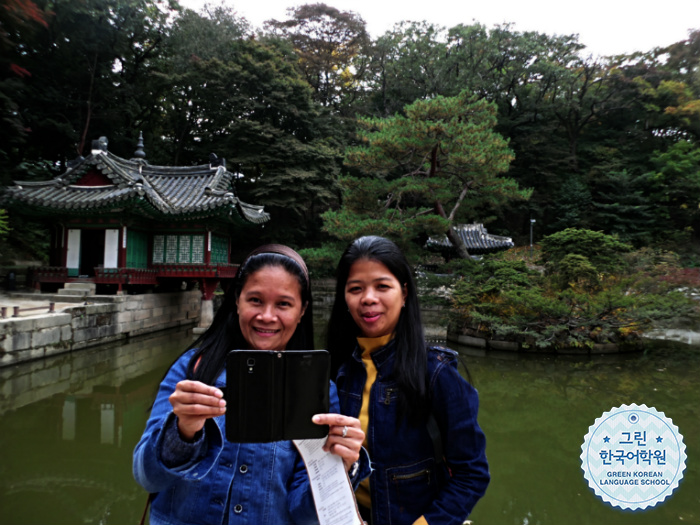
[134,245,369,525]
[327,236,490,525]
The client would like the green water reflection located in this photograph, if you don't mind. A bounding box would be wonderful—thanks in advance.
[0,327,697,525]
[0,329,187,525]
[464,340,700,525]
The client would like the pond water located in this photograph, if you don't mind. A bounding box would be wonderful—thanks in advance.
[0,321,697,525]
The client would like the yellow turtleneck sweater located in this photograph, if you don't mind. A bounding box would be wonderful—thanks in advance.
[354,334,428,525]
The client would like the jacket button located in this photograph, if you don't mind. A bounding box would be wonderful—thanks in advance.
[239,464,249,474]
[234,504,243,513]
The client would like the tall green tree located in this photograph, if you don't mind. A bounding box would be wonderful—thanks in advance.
[0,0,52,179]
[589,169,656,245]
[546,174,592,232]
[442,24,592,237]
[2,0,175,174]
[630,30,700,142]
[443,23,585,117]
[645,141,700,243]
[545,60,618,172]
[365,21,448,117]
[264,3,370,112]
[144,4,250,165]
[148,7,342,244]
[323,91,529,258]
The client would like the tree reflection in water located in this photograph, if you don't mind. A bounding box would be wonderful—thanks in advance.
[0,329,186,525]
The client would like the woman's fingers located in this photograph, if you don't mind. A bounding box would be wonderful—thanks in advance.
[313,414,364,471]
[312,413,362,428]
[174,401,226,416]
[173,380,224,400]
[170,381,225,408]
[171,391,226,412]
[324,430,363,453]
[326,441,361,470]
[169,380,226,440]
[312,414,363,443]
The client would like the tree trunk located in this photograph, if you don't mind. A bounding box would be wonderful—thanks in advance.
[429,145,471,258]
[447,227,471,259]
[434,199,471,259]
[78,52,98,155]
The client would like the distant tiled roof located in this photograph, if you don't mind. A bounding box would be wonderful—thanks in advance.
[2,145,269,225]
[427,224,514,255]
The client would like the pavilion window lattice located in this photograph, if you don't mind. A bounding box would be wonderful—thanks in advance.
[192,235,205,263]
[153,234,206,264]
[152,235,165,263]
[178,235,191,262]
[166,235,179,263]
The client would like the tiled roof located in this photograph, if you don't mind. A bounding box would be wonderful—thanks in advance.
[427,223,514,255]
[2,148,269,224]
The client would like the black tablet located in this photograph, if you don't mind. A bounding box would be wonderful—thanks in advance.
[225,349,330,443]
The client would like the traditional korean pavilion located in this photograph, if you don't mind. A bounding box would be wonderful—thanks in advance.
[2,135,269,323]
[426,223,514,258]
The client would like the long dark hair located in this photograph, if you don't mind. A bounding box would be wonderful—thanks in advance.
[186,245,314,385]
[327,236,428,424]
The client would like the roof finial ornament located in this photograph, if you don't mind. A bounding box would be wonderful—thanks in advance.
[91,136,109,154]
[209,152,225,168]
[134,131,146,160]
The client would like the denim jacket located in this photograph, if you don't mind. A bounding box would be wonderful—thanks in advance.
[133,349,368,525]
[336,341,490,525]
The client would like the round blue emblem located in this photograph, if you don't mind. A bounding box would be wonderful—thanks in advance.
[580,404,686,510]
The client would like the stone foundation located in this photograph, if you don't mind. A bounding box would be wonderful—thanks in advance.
[446,330,641,354]
[0,291,201,367]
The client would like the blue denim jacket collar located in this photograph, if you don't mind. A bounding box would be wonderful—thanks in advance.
[350,337,396,374]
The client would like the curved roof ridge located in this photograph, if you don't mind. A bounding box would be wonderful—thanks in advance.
[426,222,514,255]
[3,140,269,224]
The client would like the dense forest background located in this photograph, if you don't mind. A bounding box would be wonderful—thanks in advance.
[2,0,699,266]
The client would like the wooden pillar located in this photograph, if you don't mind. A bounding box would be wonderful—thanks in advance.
[205,231,212,265]
[61,226,69,268]
[118,226,128,268]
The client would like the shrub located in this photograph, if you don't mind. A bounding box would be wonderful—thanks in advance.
[447,248,699,350]
[0,209,9,239]
[540,228,633,273]
[298,244,343,278]
[554,253,599,290]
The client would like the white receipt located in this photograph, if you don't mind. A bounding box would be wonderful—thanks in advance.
[293,438,363,525]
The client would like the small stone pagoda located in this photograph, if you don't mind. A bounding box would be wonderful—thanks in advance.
[2,135,270,327]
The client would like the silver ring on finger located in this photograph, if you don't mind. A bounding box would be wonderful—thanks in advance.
[341,425,348,438]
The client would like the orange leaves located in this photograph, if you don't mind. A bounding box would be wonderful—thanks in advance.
[3,0,51,28]
[9,63,31,77]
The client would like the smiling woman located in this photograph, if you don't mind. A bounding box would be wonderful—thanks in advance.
[327,236,490,525]
[236,265,308,351]
[344,259,407,339]
[132,244,370,525]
